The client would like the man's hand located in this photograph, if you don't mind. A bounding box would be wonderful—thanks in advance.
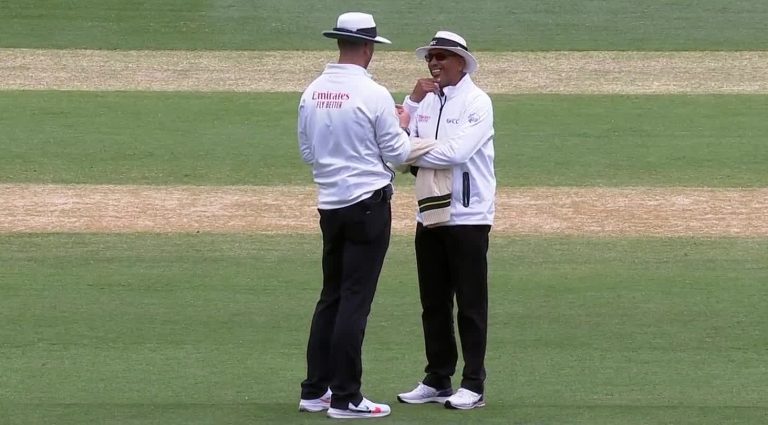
[395,104,410,129]
[409,78,441,102]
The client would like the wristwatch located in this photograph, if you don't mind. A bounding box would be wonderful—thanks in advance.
[402,127,411,136]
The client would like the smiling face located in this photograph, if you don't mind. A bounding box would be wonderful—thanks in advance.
[425,48,466,87]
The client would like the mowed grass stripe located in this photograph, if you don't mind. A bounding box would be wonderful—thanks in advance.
[3,0,768,51]
[1,184,767,236]
[2,234,767,425]
[2,91,767,187]
[3,49,768,94]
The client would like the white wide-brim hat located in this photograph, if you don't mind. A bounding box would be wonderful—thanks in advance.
[415,31,478,74]
[322,12,392,44]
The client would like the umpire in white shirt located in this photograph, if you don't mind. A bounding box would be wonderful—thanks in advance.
[297,12,412,420]
[396,31,495,411]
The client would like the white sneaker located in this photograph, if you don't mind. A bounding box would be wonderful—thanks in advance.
[397,382,453,404]
[444,388,485,410]
[299,388,331,412]
[327,397,391,419]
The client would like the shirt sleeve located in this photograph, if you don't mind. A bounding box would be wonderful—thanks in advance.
[297,96,314,164]
[402,95,420,137]
[375,91,412,165]
[412,94,493,168]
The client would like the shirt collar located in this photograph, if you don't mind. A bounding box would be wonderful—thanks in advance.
[324,63,372,78]
[441,74,472,98]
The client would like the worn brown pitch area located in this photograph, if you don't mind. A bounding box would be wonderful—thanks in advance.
[1,184,766,236]
[2,50,766,236]
[2,49,768,94]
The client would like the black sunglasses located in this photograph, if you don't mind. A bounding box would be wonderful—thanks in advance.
[425,52,457,62]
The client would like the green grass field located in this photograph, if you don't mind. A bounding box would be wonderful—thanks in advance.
[2,0,768,50]
[2,234,766,425]
[2,0,767,424]
[2,91,766,187]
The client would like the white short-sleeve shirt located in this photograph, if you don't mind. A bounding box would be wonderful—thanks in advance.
[299,64,411,209]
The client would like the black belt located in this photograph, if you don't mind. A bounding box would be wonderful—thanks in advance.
[370,184,393,202]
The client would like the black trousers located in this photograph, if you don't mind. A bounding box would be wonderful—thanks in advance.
[415,223,490,395]
[301,185,392,409]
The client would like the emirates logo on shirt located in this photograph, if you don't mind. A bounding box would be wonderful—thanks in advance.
[417,114,431,123]
[312,91,350,109]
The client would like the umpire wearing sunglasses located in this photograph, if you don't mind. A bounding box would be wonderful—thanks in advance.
[397,31,496,411]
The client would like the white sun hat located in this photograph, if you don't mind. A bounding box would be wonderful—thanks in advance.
[415,31,478,74]
[322,12,392,44]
